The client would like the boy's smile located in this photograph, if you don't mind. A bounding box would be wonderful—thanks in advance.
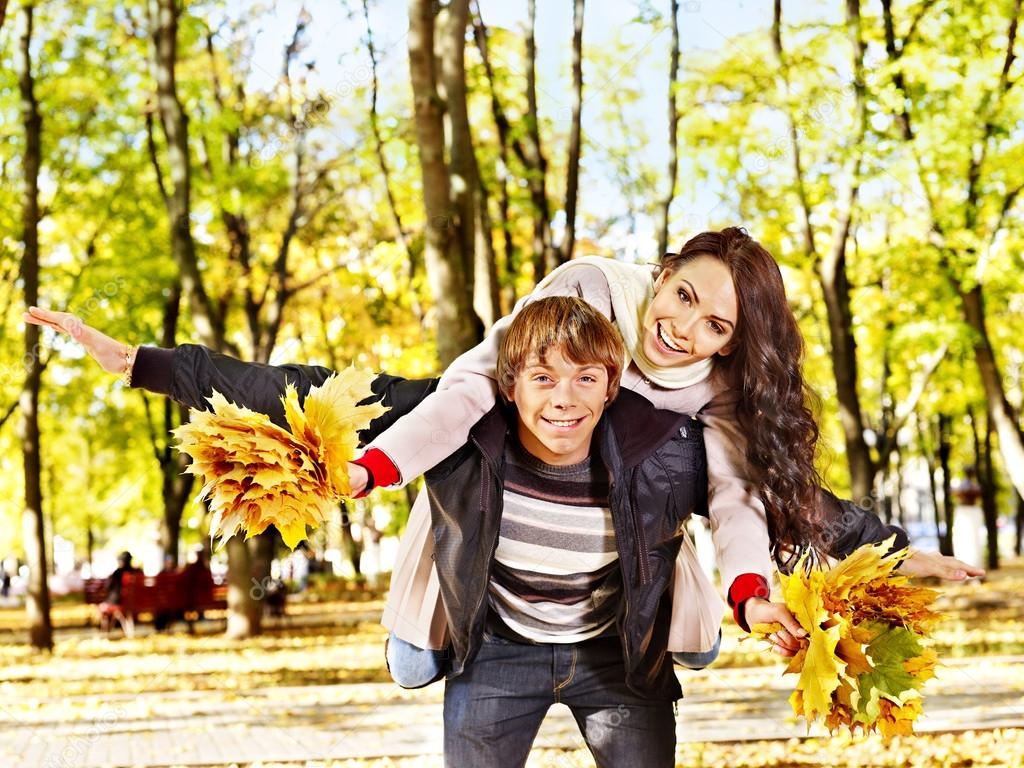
[510,347,609,466]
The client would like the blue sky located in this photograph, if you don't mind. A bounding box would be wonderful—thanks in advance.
[229,0,835,258]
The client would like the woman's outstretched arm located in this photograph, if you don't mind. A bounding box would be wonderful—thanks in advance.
[817,489,984,580]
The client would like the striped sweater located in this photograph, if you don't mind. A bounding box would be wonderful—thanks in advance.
[488,440,621,643]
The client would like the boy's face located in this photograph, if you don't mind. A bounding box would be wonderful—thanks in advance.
[509,346,610,466]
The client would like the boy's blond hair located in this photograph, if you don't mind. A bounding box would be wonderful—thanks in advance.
[496,296,625,402]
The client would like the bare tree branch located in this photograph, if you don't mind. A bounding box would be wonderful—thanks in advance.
[0,398,19,433]
[362,0,414,267]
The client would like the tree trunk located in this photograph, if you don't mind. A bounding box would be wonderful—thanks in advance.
[774,0,875,501]
[820,210,874,503]
[937,414,955,556]
[472,5,523,307]
[474,178,502,329]
[157,284,193,567]
[980,409,1001,570]
[146,0,225,351]
[408,0,481,367]
[919,416,944,551]
[525,0,553,281]
[961,284,1024,502]
[771,1,815,260]
[439,0,498,329]
[1015,489,1023,556]
[817,0,875,503]
[149,0,270,632]
[225,537,259,638]
[892,443,906,528]
[339,501,363,577]
[16,0,53,652]
[440,0,477,305]
[655,0,680,257]
[554,0,584,271]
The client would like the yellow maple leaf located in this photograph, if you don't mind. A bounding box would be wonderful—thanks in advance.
[903,647,938,684]
[172,371,387,549]
[779,556,828,632]
[302,368,388,497]
[876,695,922,740]
[792,622,845,723]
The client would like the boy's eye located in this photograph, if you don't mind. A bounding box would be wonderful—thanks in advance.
[579,375,596,383]
[533,374,552,383]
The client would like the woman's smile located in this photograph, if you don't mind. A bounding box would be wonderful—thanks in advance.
[642,255,738,367]
[655,322,688,355]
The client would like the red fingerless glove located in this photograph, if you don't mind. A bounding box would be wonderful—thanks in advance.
[727,573,770,632]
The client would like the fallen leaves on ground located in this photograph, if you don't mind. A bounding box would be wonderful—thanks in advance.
[172,369,387,548]
[160,728,1024,767]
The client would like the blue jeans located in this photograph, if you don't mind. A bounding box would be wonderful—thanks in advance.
[671,629,722,670]
[385,632,449,688]
[444,632,676,768]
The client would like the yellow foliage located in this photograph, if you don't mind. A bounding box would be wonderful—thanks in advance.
[172,370,387,549]
[751,539,944,740]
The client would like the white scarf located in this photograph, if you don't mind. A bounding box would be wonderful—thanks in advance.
[536,256,714,390]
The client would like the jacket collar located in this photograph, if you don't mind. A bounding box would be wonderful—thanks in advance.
[468,388,694,472]
[605,388,695,469]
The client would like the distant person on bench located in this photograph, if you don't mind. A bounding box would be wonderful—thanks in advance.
[99,551,138,631]
[104,551,138,604]
[183,547,216,619]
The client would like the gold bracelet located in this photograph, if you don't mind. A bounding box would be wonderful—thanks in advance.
[123,344,136,387]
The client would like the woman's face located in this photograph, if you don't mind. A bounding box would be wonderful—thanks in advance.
[641,255,738,368]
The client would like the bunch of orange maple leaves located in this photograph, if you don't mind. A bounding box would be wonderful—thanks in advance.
[752,538,942,740]
[171,369,387,549]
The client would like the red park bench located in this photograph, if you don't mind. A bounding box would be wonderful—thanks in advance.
[84,568,229,637]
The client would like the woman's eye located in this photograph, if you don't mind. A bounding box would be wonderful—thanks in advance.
[677,288,691,305]
[708,321,725,336]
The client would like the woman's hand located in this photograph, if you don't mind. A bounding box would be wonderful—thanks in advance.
[897,550,985,581]
[743,597,807,657]
[347,462,369,497]
[23,306,132,375]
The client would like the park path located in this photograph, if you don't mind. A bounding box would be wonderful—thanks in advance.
[4,654,1023,767]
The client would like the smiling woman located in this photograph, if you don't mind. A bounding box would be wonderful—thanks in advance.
[643,255,738,366]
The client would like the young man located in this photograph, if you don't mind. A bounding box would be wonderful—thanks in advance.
[380,296,708,766]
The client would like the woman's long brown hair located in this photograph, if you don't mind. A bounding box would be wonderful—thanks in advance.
[662,227,824,569]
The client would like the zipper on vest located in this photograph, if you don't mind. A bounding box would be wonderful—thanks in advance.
[630,478,652,585]
[465,442,502,660]
[610,476,635,679]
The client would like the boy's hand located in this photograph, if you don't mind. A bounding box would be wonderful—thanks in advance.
[743,597,806,656]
